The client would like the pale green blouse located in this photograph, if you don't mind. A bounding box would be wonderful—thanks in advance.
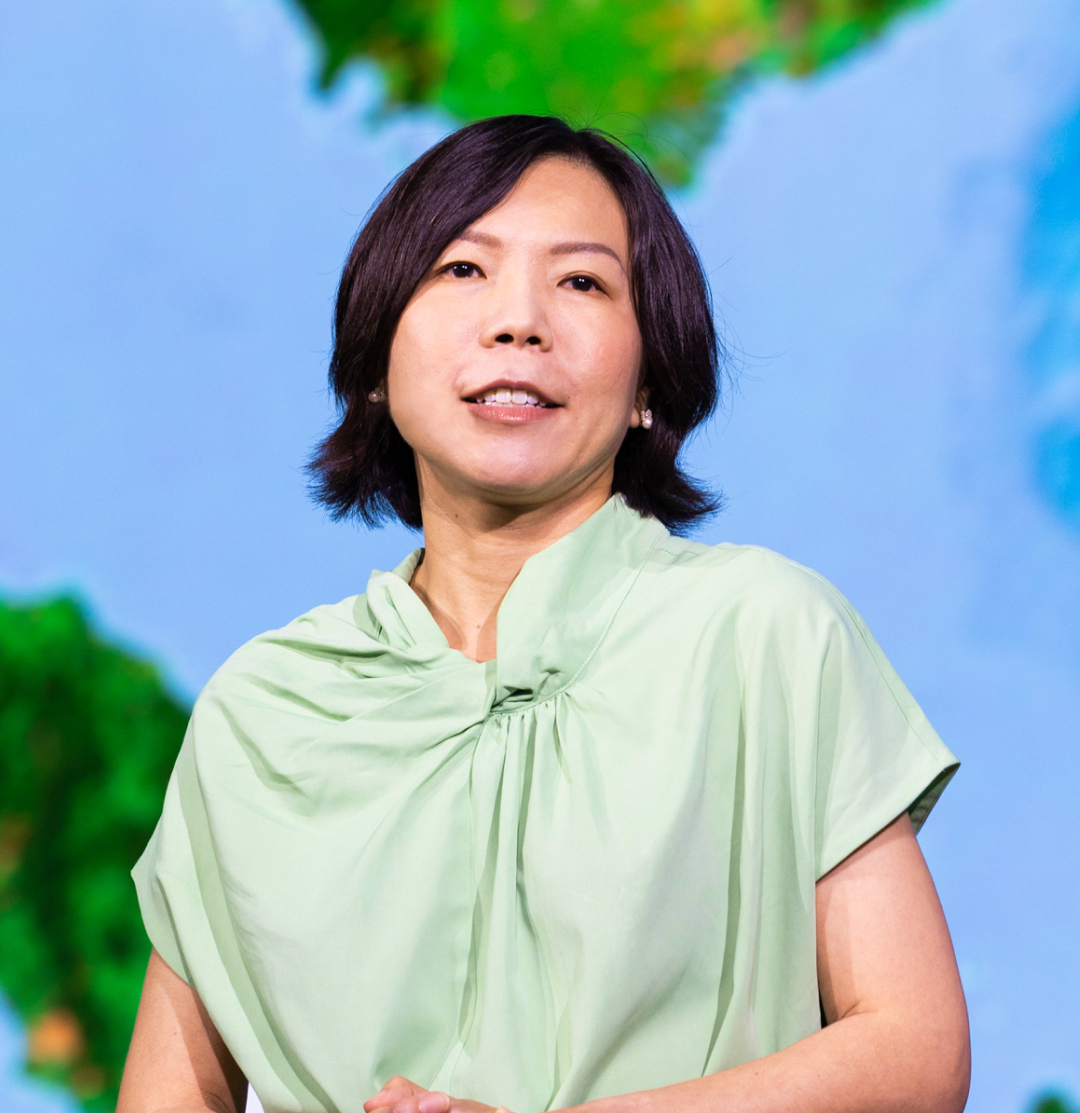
[133,496,957,1113]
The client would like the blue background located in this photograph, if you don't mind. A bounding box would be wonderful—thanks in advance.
[1,0,1078,1109]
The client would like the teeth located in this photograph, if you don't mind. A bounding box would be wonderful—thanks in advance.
[475,388,546,407]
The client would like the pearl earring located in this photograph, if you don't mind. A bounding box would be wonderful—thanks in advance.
[640,408,653,429]
[368,386,386,403]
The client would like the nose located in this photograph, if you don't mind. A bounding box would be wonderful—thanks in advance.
[479,272,553,351]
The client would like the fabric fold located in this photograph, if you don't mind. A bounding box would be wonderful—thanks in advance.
[133,496,958,1113]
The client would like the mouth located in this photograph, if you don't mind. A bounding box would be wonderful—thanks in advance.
[463,381,560,409]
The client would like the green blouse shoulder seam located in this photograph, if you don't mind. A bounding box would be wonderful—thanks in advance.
[797,563,947,761]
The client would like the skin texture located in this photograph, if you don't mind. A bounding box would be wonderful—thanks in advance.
[117,157,970,1112]
[389,157,647,662]
[116,949,246,1113]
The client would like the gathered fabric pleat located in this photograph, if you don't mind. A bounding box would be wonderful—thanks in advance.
[134,497,958,1113]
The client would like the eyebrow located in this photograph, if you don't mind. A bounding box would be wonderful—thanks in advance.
[549,240,624,267]
[457,230,501,248]
[455,230,625,268]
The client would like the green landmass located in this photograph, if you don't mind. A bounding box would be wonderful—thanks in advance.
[291,0,936,182]
[1032,1096,1080,1113]
[0,595,186,1110]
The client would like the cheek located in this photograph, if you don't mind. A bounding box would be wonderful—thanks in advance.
[619,325,644,389]
[581,313,643,405]
[388,307,438,389]
[387,301,482,461]
[389,296,471,389]
[386,315,440,452]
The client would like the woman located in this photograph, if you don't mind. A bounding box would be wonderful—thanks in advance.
[119,116,969,1113]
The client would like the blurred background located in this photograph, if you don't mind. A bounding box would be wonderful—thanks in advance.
[1,0,1078,1109]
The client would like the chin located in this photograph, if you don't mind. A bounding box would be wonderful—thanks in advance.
[424,442,611,509]
[451,445,562,493]
[454,459,577,504]
[471,475,564,506]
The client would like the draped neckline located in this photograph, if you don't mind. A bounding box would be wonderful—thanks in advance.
[360,495,669,713]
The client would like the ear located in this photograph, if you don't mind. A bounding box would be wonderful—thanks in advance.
[629,385,651,428]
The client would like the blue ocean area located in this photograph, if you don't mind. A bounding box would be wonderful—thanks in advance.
[1,0,1078,1109]
[1027,107,1080,529]
[0,997,79,1113]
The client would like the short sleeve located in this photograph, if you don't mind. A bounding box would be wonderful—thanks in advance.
[131,726,204,985]
[809,577,958,879]
[131,704,253,998]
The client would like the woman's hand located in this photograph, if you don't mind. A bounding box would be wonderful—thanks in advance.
[363,1075,513,1113]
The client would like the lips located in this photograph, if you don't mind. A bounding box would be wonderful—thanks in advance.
[464,380,559,408]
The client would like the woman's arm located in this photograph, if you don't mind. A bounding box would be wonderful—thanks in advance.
[369,812,970,1113]
[117,948,248,1113]
[579,811,970,1113]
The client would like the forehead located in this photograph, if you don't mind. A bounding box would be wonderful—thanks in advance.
[465,157,629,256]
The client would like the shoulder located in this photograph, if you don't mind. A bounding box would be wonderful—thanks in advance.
[198,593,372,709]
[641,534,857,632]
[177,592,392,772]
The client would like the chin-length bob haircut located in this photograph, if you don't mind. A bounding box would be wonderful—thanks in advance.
[309,114,724,534]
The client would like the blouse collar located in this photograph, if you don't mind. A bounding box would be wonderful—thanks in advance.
[362,497,668,712]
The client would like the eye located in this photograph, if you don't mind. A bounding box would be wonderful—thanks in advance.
[566,275,601,292]
[448,262,480,278]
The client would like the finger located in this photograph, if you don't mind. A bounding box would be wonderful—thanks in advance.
[365,1090,414,1111]
[365,1078,426,1110]
[377,1075,424,1096]
[416,1091,451,1113]
[386,1095,446,1113]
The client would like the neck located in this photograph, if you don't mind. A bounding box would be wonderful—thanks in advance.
[409,469,614,662]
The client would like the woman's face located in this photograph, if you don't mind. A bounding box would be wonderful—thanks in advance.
[386,156,645,514]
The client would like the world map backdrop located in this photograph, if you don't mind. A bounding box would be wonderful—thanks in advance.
[0,0,1078,1110]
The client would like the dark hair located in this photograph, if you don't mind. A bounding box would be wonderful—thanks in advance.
[309,114,723,533]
